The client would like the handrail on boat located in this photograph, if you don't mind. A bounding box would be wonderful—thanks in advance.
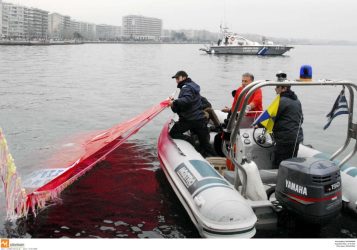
[225,79,357,197]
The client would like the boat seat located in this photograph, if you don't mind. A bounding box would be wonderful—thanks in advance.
[259,169,278,184]
[206,157,228,175]
[223,169,278,186]
[206,155,279,185]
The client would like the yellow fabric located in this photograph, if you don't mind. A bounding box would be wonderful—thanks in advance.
[256,94,280,133]
[1,128,16,187]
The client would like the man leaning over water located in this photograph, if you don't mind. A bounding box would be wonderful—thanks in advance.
[169,71,216,157]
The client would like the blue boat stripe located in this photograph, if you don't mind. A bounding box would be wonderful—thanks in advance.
[175,163,231,195]
[346,168,357,177]
[340,164,351,172]
[258,47,268,55]
[189,160,221,178]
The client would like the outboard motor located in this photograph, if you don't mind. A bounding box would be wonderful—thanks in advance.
[276,157,342,224]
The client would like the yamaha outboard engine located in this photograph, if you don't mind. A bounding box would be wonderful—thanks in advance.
[276,157,342,224]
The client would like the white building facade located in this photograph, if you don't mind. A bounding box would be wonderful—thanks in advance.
[1,2,48,39]
[26,8,48,39]
[2,3,26,39]
[96,24,121,40]
[78,21,96,40]
[0,0,2,37]
[48,13,71,40]
[122,15,162,40]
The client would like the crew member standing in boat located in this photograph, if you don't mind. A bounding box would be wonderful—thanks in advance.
[222,72,263,118]
[273,72,304,167]
[169,71,216,157]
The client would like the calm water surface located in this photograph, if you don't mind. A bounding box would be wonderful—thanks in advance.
[0,44,356,238]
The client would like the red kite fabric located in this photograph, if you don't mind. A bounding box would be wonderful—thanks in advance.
[1,100,169,218]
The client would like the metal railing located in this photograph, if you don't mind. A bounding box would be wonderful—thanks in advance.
[225,79,357,196]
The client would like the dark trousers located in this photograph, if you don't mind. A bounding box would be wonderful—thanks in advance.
[169,119,216,157]
[274,143,300,168]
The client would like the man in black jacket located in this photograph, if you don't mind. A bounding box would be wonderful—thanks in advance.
[169,71,216,157]
[273,72,304,167]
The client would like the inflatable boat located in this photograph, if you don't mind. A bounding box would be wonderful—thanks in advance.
[158,78,357,238]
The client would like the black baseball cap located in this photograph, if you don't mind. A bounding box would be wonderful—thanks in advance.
[172,71,188,79]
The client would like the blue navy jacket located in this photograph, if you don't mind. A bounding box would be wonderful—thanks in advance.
[273,90,304,145]
[171,78,206,121]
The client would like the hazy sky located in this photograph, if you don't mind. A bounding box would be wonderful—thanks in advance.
[5,0,357,41]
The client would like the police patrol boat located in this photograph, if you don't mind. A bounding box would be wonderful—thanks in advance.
[200,26,293,56]
[157,70,357,238]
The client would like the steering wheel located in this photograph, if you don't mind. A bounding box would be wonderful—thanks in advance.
[252,127,275,148]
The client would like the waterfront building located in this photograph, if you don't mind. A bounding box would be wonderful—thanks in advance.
[70,19,80,37]
[122,15,162,40]
[2,2,26,39]
[26,8,48,39]
[177,29,219,42]
[1,2,8,38]
[96,24,121,40]
[48,13,71,40]
[162,29,219,42]
[1,2,48,40]
[0,0,2,37]
[78,21,96,40]
[161,29,171,40]
[69,20,96,40]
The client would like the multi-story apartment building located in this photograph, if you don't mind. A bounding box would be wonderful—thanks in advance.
[48,13,71,39]
[77,21,96,40]
[2,2,26,39]
[122,15,162,40]
[1,2,48,39]
[96,24,121,40]
[26,8,48,39]
[0,0,2,37]
[177,29,219,41]
[1,2,8,38]
[70,19,80,36]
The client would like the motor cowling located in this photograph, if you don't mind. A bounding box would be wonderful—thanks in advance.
[275,157,342,224]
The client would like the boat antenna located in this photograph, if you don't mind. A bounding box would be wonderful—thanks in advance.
[221,0,227,31]
[224,0,226,27]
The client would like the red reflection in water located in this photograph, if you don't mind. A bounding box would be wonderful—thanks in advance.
[25,141,199,238]
[26,101,170,209]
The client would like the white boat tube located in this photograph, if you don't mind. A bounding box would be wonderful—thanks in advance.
[158,120,257,238]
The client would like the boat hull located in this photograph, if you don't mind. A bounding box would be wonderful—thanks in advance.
[205,45,293,55]
[158,120,257,238]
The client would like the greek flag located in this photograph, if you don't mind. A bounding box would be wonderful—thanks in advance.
[324,90,349,130]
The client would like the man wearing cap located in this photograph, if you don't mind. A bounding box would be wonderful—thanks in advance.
[273,72,304,167]
[169,71,216,157]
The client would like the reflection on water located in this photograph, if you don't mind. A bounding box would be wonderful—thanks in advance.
[0,142,199,238]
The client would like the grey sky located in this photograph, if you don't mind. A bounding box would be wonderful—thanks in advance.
[6,0,357,41]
